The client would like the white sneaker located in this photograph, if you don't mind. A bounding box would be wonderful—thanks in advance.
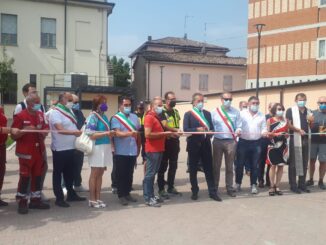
[146,197,161,207]
[62,187,67,196]
[235,184,241,192]
[41,192,49,202]
[251,184,258,194]
[74,185,88,192]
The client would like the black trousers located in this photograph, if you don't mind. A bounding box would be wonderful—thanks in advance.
[157,138,180,191]
[52,150,76,201]
[188,139,216,196]
[111,155,117,188]
[258,139,271,185]
[115,155,136,198]
[73,150,84,187]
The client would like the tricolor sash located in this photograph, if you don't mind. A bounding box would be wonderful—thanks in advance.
[216,107,236,141]
[113,112,137,132]
[54,105,77,126]
[190,107,210,130]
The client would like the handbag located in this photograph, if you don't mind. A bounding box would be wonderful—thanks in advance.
[75,114,94,155]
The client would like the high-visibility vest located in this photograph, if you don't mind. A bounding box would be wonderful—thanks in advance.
[163,107,180,129]
[137,113,145,126]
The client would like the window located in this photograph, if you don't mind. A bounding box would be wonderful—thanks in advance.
[199,74,208,91]
[181,73,191,90]
[318,39,326,59]
[1,14,17,45]
[41,18,56,48]
[320,0,326,7]
[223,75,233,91]
[2,73,17,104]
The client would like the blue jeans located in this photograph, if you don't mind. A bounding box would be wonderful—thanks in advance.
[236,139,262,186]
[143,152,163,202]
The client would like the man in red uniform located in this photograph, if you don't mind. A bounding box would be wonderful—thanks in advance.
[0,106,8,206]
[11,94,50,214]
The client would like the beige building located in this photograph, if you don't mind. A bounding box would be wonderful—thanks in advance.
[130,36,247,102]
[0,0,115,117]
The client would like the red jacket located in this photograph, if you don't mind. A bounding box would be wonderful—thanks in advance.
[0,112,7,145]
[12,109,48,156]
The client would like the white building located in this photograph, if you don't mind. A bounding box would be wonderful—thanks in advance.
[0,0,114,113]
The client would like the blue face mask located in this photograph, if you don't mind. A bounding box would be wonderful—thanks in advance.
[196,102,204,111]
[33,104,41,111]
[155,106,163,115]
[223,100,232,108]
[250,105,259,112]
[72,103,80,110]
[297,100,306,108]
[123,107,131,114]
[320,104,326,110]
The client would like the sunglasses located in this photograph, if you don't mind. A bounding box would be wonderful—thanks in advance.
[277,108,284,111]
[319,102,326,105]
[251,102,260,105]
[222,98,232,101]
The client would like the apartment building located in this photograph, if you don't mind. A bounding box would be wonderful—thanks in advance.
[0,0,115,114]
[247,0,326,89]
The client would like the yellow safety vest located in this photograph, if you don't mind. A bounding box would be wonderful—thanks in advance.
[163,108,180,129]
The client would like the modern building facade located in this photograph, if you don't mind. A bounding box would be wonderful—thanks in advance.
[130,36,247,102]
[0,0,115,115]
[247,0,326,88]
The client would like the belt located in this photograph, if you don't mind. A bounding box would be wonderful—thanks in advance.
[214,137,234,141]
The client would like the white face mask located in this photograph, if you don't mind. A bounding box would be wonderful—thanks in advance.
[276,110,284,117]
[66,102,73,109]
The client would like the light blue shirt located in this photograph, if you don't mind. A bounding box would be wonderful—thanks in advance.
[211,106,242,139]
[111,112,140,156]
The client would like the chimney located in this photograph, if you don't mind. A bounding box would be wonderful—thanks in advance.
[148,36,152,41]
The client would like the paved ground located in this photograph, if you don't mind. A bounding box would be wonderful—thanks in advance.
[1,137,326,245]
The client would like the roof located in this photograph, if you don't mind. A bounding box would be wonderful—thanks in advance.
[129,36,229,58]
[140,51,247,67]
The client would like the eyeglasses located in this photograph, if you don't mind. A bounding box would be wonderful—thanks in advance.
[277,108,284,111]
[319,102,326,105]
[222,98,233,101]
[251,102,260,105]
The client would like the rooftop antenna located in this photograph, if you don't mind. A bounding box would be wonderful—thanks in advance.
[184,15,194,39]
[202,22,215,53]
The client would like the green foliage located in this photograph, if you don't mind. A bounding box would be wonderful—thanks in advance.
[0,46,15,104]
[108,56,131,87]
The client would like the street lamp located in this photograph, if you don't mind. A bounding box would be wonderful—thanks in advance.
[160,65,164,98]
[255,23,265,98]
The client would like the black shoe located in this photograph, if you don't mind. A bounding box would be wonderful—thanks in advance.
[306,179,314,186]
[119,197,129,206]
[29,198,50,209]
[318,180,326,190]
[299,188,311,193]
[191,193,198,200]
[55,200,70,208]
[18,199,28,214]
[210,194,222,202]
[0,199,8,206]
[125,195,137,202]
[258,181,264,188]
[227,190,236,197]
[290,187,301,194]
[66,194,86,202]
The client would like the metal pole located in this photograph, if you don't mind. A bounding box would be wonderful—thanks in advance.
[160,66,164,98]
[64,0,67,74]
[256,33,261,98]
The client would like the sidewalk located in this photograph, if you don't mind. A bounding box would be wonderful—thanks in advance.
[0,138,325,245]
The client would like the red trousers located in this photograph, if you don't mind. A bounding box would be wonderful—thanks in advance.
[17,147,44,197]
[0,144,6,191]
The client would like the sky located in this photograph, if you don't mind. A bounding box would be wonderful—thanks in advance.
[108,0,249,60]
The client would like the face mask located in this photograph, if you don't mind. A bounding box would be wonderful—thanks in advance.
[250,105,259,112]
[66,102,73,109]
[320,104,326,110]
[276,110,284,117]
[32,104,41,111]
[297,100,306,108]
[72,103,80,110]
[123,106,131,114]
[223,100,232,108]
[100,103,108,112]
[169,100,176,108]
[196,102,204,111]
[155,106,163,115]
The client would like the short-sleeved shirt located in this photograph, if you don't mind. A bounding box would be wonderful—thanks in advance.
[111,112,140,156]
[311,110,326,144]
[12,109,48,157]
[144,111,165,153]
[240,110,267,141]
[49,109,78,151]
[286,107,309,134]
[86,113,110,145]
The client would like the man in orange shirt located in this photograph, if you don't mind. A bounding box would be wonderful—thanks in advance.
[11,94,50,214]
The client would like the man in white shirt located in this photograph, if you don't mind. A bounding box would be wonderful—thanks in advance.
[49,92,85,207]
[211,93,242,197]
[235,96,268,194]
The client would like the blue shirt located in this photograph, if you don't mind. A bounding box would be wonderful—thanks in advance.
[211,106,242,139]
[111,112,140,156]
[86,113,111,145]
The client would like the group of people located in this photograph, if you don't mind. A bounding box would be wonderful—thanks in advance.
[0,83,325,212]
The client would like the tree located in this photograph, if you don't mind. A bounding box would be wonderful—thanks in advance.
[0,46,15,105]
[108,56,131,87]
